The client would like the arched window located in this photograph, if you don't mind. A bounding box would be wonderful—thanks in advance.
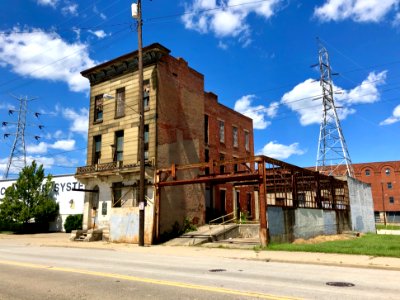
[365,169,370,176]
[385,168,391,176]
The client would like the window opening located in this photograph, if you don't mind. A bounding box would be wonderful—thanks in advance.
[204,115,209,144]
[143,80,150,109]
[115,88,125,118]
[144,124,149,160]
[112,182,123,207]
[244,130,250,151]
[94,95,103,122]
[114,130,124,162]
[93,135,101,164]
[233,126,238,148]
[219,120,225,143]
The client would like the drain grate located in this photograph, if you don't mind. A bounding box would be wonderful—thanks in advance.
[209,269,226,272]
[326,282,355,287]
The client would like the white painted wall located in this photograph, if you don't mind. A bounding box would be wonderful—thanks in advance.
[0,174,84,231]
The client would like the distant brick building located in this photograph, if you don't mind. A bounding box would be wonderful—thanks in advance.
[320,161,400,223]
[351,161,400,223]
[76,43,254,243]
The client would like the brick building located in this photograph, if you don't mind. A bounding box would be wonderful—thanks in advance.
[75,43,254,244]
[320,161,400,223]
[351,161,400,223]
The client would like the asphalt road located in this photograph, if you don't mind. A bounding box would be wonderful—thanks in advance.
[0,242,399,299]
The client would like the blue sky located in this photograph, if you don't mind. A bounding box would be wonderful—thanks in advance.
[1,0,399,178]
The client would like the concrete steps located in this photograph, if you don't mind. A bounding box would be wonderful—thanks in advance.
[164,223,261,247]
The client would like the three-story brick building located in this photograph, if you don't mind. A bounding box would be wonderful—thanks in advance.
[76,43,254,243]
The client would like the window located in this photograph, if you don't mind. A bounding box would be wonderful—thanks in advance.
[389,196,394,204]
[219,120,225,143]
[94,95,103,122]
[144,124,149,160]
[115,88,125,118]
[205,149,210,175]
[365,169,370,176]
[114,131,124,162]
[233,126,238,148]
[93,135,101,164]
[387,182,393,189]
[385,168,391,176]
[244,130,250,151]
[204,115,209,144]
[219,153,225,174]
[143,80,150,110]
[112,182,123,207]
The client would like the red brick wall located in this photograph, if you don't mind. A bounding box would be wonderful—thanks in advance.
[204,92,255,220]
[352,161,400,212]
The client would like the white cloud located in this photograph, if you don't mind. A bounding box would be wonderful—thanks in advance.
[51,139,75,150]
[394,12,400,25]
[258,141,305,160]
[380,104,400,125]
[314,0,400,23]
[0,27,97,92]
[218,41,228,50]
[234,95,279,129]
[26,139,76,154]
[27,142,48,154]
[281,71,387,126]
[93,5,107,20]
[62,107,89,137]
[88,30,108,39]
[182,0,281,45]
[62,2,78,16]
[37,0,58,8]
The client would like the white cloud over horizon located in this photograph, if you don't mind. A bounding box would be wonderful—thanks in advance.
[314,0,400,23]
[182,0,282,45]
[0,27,97,92]
[234,95,279,129]
[380,104,400,125]
[62,107,89,137]
[258,141,305,160]
[281,71,387,126]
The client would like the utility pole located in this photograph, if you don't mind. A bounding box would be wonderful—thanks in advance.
[315,43,354,178]
[132,0,145,246]
[3,95,41,179]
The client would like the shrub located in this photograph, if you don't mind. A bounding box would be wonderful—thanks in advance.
[64,214,83,233]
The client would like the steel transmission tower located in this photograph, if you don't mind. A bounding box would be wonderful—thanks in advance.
[3,96,39,179]
[315,45,354,178]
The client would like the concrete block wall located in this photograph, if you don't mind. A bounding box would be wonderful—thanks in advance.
[348,177,376,233]
[268,207,350,243]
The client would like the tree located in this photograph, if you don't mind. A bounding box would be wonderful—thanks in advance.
[0,161,59,226]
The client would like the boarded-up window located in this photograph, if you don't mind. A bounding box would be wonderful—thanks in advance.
[219,120,225,143]
[115,88,125,118]
[233,126,238,148]
[94,95,103,122]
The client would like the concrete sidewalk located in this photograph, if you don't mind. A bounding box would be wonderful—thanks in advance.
[1,233,400,271]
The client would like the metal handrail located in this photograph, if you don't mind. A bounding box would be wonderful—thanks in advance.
[208,212,236,240]
[208,211,235,225]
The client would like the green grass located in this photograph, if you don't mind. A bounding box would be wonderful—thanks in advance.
[0,231,15,235]
[376,224,400,230]
[261,234,400,258]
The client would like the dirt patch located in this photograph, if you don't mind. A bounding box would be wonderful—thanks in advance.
[293,234,357,244]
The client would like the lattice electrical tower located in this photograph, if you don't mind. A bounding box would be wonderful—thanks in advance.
[315,45,354,178]
[2,95,42,179]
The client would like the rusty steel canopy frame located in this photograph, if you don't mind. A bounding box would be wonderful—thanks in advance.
[155,155,350,247]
